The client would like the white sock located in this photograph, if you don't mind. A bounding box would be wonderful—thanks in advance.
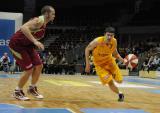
[119,91,123,94]
[30,84,36,87]
[15,86,22,90]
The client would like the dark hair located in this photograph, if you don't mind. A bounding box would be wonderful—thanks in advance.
[41,5,54,14]
[104,26,115,34]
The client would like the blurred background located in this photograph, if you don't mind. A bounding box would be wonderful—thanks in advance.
[0,0,160,75]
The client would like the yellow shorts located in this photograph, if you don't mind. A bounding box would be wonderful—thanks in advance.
[95,61,122,85]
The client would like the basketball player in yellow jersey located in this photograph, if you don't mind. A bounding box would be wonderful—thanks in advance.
[85,27,126,102]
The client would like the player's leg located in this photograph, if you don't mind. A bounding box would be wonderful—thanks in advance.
[95,65,113,85]
[112,66,123,83]
[31,64,43,85]
[13,68,33,101]
[108,80,124,102]
[27,48,43,99]
[95,65,124,102]
[18,68,33,89]
[108,80,119,94]
[9,47,33,100]
[109,62,124,101]
[95,65,121,95]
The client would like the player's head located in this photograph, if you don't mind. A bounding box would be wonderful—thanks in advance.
[41,5,55,22]
[104,26,115,41]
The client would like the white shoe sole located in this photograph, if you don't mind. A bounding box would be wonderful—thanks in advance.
[12,94,30,101]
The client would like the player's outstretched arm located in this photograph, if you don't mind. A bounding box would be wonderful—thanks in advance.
[85,40,98,73]
[113,49,125,63]
[112,39,126,64]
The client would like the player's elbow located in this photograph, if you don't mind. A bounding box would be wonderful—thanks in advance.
[85,46,91,54]
[85,46,88,52]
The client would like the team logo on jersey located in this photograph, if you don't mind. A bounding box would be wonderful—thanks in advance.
[98,53,109,57]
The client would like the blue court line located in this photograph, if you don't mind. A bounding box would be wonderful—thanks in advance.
[0,104,72,113]
[124,77,160,86]
[144,89,160,94]
[81,108,149,113]
[0,74,20,78]
[0,108,72,113]
[0,103,23,109]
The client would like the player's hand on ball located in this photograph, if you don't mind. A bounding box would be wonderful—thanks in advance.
[34,41,44,51]
[85,64,90,73]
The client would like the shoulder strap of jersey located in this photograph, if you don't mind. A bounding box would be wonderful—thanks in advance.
[38,15,44,23]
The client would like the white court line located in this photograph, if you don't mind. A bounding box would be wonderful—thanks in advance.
[89,81,156,89]
[67,108,76,113]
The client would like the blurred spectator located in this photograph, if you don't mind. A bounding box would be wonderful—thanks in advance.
[0,52,10,73]
[42,54,47,74]
[150,55,160,70]
[9,58,16,74]
[46,51,54,74]
[142,59,149,72]
[59,54,68,74]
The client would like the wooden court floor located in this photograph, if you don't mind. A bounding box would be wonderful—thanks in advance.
[0,74,160,113]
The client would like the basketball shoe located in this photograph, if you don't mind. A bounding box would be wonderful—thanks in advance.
[13,89,30,101]
[118,93,124,102]
[27,86,43,99]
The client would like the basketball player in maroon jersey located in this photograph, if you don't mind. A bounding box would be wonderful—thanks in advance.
[9,5,55,100]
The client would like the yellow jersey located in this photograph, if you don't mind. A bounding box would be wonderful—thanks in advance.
[92,36,117,66]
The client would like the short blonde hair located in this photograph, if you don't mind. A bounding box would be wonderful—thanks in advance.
[41,5,54,14]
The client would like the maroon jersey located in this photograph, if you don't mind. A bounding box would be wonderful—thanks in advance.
[9,24,46,47]
[9,16,45,70]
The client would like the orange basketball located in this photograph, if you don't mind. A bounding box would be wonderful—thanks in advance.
[124,54,138,69]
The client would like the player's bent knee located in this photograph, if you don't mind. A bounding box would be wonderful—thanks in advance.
[108,80,114,86]
[25,68,33,75]
[36,64,43,70]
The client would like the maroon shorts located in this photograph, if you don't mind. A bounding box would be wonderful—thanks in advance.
[9,44,42,70]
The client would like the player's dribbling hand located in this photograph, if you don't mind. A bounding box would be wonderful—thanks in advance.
[34,41,44,51]
[85,64,90,73]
